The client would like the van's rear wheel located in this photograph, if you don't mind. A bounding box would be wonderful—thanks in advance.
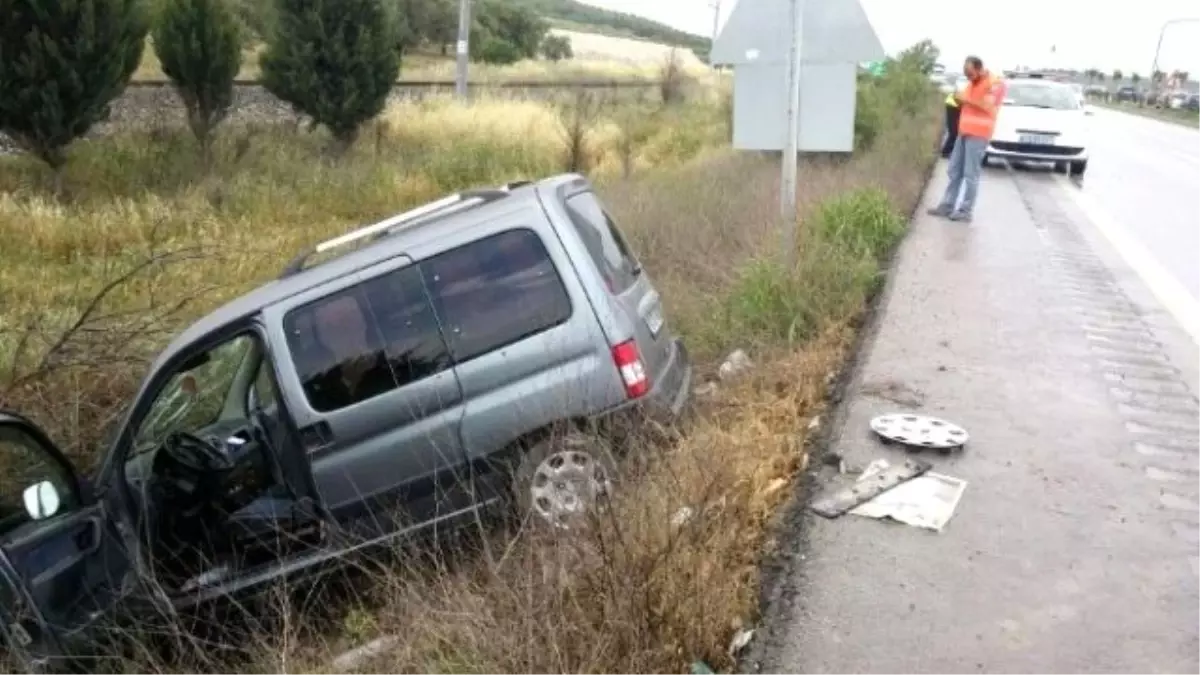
[1068,159,1088,177]
[515,432,617,530]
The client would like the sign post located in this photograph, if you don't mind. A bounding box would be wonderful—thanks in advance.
[780,0,805,269]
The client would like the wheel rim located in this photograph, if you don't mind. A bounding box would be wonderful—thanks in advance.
[529,450,611,528]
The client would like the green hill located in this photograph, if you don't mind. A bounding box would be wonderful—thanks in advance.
[510,0,710,53]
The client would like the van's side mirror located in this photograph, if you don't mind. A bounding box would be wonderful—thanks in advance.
[23,481,62,520]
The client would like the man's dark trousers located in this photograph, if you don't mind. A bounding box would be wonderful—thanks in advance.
[941,104,960,158]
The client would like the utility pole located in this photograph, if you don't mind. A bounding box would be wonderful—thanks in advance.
[1150,18,1198,101]
[780,0,804,269]
[710,0,721,45]
[454,0,472,100]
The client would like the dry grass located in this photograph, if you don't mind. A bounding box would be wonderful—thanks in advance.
[0,67,939,673]
[131,31,709,84]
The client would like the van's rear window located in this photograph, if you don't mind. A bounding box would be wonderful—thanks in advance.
[563,191,640,294]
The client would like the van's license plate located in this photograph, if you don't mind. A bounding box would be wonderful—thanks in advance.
[645,305,664,337]
[1019,133,1055,145]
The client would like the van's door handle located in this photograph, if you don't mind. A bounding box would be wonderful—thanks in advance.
[74,517,102,555]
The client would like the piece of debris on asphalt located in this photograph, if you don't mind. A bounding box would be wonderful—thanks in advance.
[869,413,969,453]
[849,459,968,532]
[718,349,753,380]
[821,451,843,467]
[728,627,755,655]
[807,415,821,431]
[809,458,931,518]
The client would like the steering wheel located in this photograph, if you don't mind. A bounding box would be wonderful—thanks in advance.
[162,430,235,472]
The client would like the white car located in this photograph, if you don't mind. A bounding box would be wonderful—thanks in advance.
[1069,82,1088,108]
[985,78,1091,177]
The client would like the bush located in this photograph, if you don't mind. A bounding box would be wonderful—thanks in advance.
[476,37,522,66]
[471,0,546,61]
[540,34,573,61]
[393,0,457,54]
[260,0,400,152]
[809,187,904,260]
[726,188,904,346]
[854,58,937,151]
[153,0,244,165]
[853,74,882,151]
[0,0,147,190]
[659,49,690,106]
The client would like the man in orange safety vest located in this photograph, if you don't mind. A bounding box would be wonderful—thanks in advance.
[927,56,1006,223]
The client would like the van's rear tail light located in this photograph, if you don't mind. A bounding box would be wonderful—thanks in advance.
[611,339,649,399]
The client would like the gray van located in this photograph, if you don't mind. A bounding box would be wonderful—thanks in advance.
[0,174,692,668]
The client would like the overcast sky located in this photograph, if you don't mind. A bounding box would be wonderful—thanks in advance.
[584,0,1200,77]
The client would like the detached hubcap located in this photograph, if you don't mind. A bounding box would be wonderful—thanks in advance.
[529,450,611,528]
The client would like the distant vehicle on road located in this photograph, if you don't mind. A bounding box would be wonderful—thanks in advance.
[1115,86,1140,103]
[985,78,1090,177]
[1185,94,1199,112]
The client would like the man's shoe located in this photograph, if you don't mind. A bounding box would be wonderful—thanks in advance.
[926,206,952,217]
[948,210,973,222]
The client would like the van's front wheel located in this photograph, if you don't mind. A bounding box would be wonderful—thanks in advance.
[514,432,617,530]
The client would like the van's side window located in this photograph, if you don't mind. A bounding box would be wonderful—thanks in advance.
[284,266,451,412]
[563,191,640,293]
[422,228,571,363]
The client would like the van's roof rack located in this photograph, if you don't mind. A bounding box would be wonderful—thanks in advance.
[279,181,530,278]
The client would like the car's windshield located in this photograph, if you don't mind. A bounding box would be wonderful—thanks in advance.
[132,335,257,454]
[1004,83,1080,110]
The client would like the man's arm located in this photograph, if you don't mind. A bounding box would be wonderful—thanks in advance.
[957,82,1003,115]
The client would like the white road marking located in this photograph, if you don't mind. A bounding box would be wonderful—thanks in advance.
[1055,174,1200,346]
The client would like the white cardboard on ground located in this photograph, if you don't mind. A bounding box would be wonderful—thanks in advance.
[849,460,967,532]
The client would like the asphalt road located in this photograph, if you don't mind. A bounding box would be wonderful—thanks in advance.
[1073,108,1200,303]
[754,151,1200,672]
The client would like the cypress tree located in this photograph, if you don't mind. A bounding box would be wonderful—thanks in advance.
[260,0,399,153]
[0,0,148,191]
[152,0,243,166]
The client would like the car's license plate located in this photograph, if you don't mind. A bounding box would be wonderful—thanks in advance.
[1019,133,1055,145]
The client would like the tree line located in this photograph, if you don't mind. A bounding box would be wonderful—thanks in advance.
[0,0,576,191]
[507,0,710,56]
[1079,68,1190,86]
[229,0,571,64]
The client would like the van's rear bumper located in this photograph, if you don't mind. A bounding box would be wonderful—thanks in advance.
[593,337,693,432]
